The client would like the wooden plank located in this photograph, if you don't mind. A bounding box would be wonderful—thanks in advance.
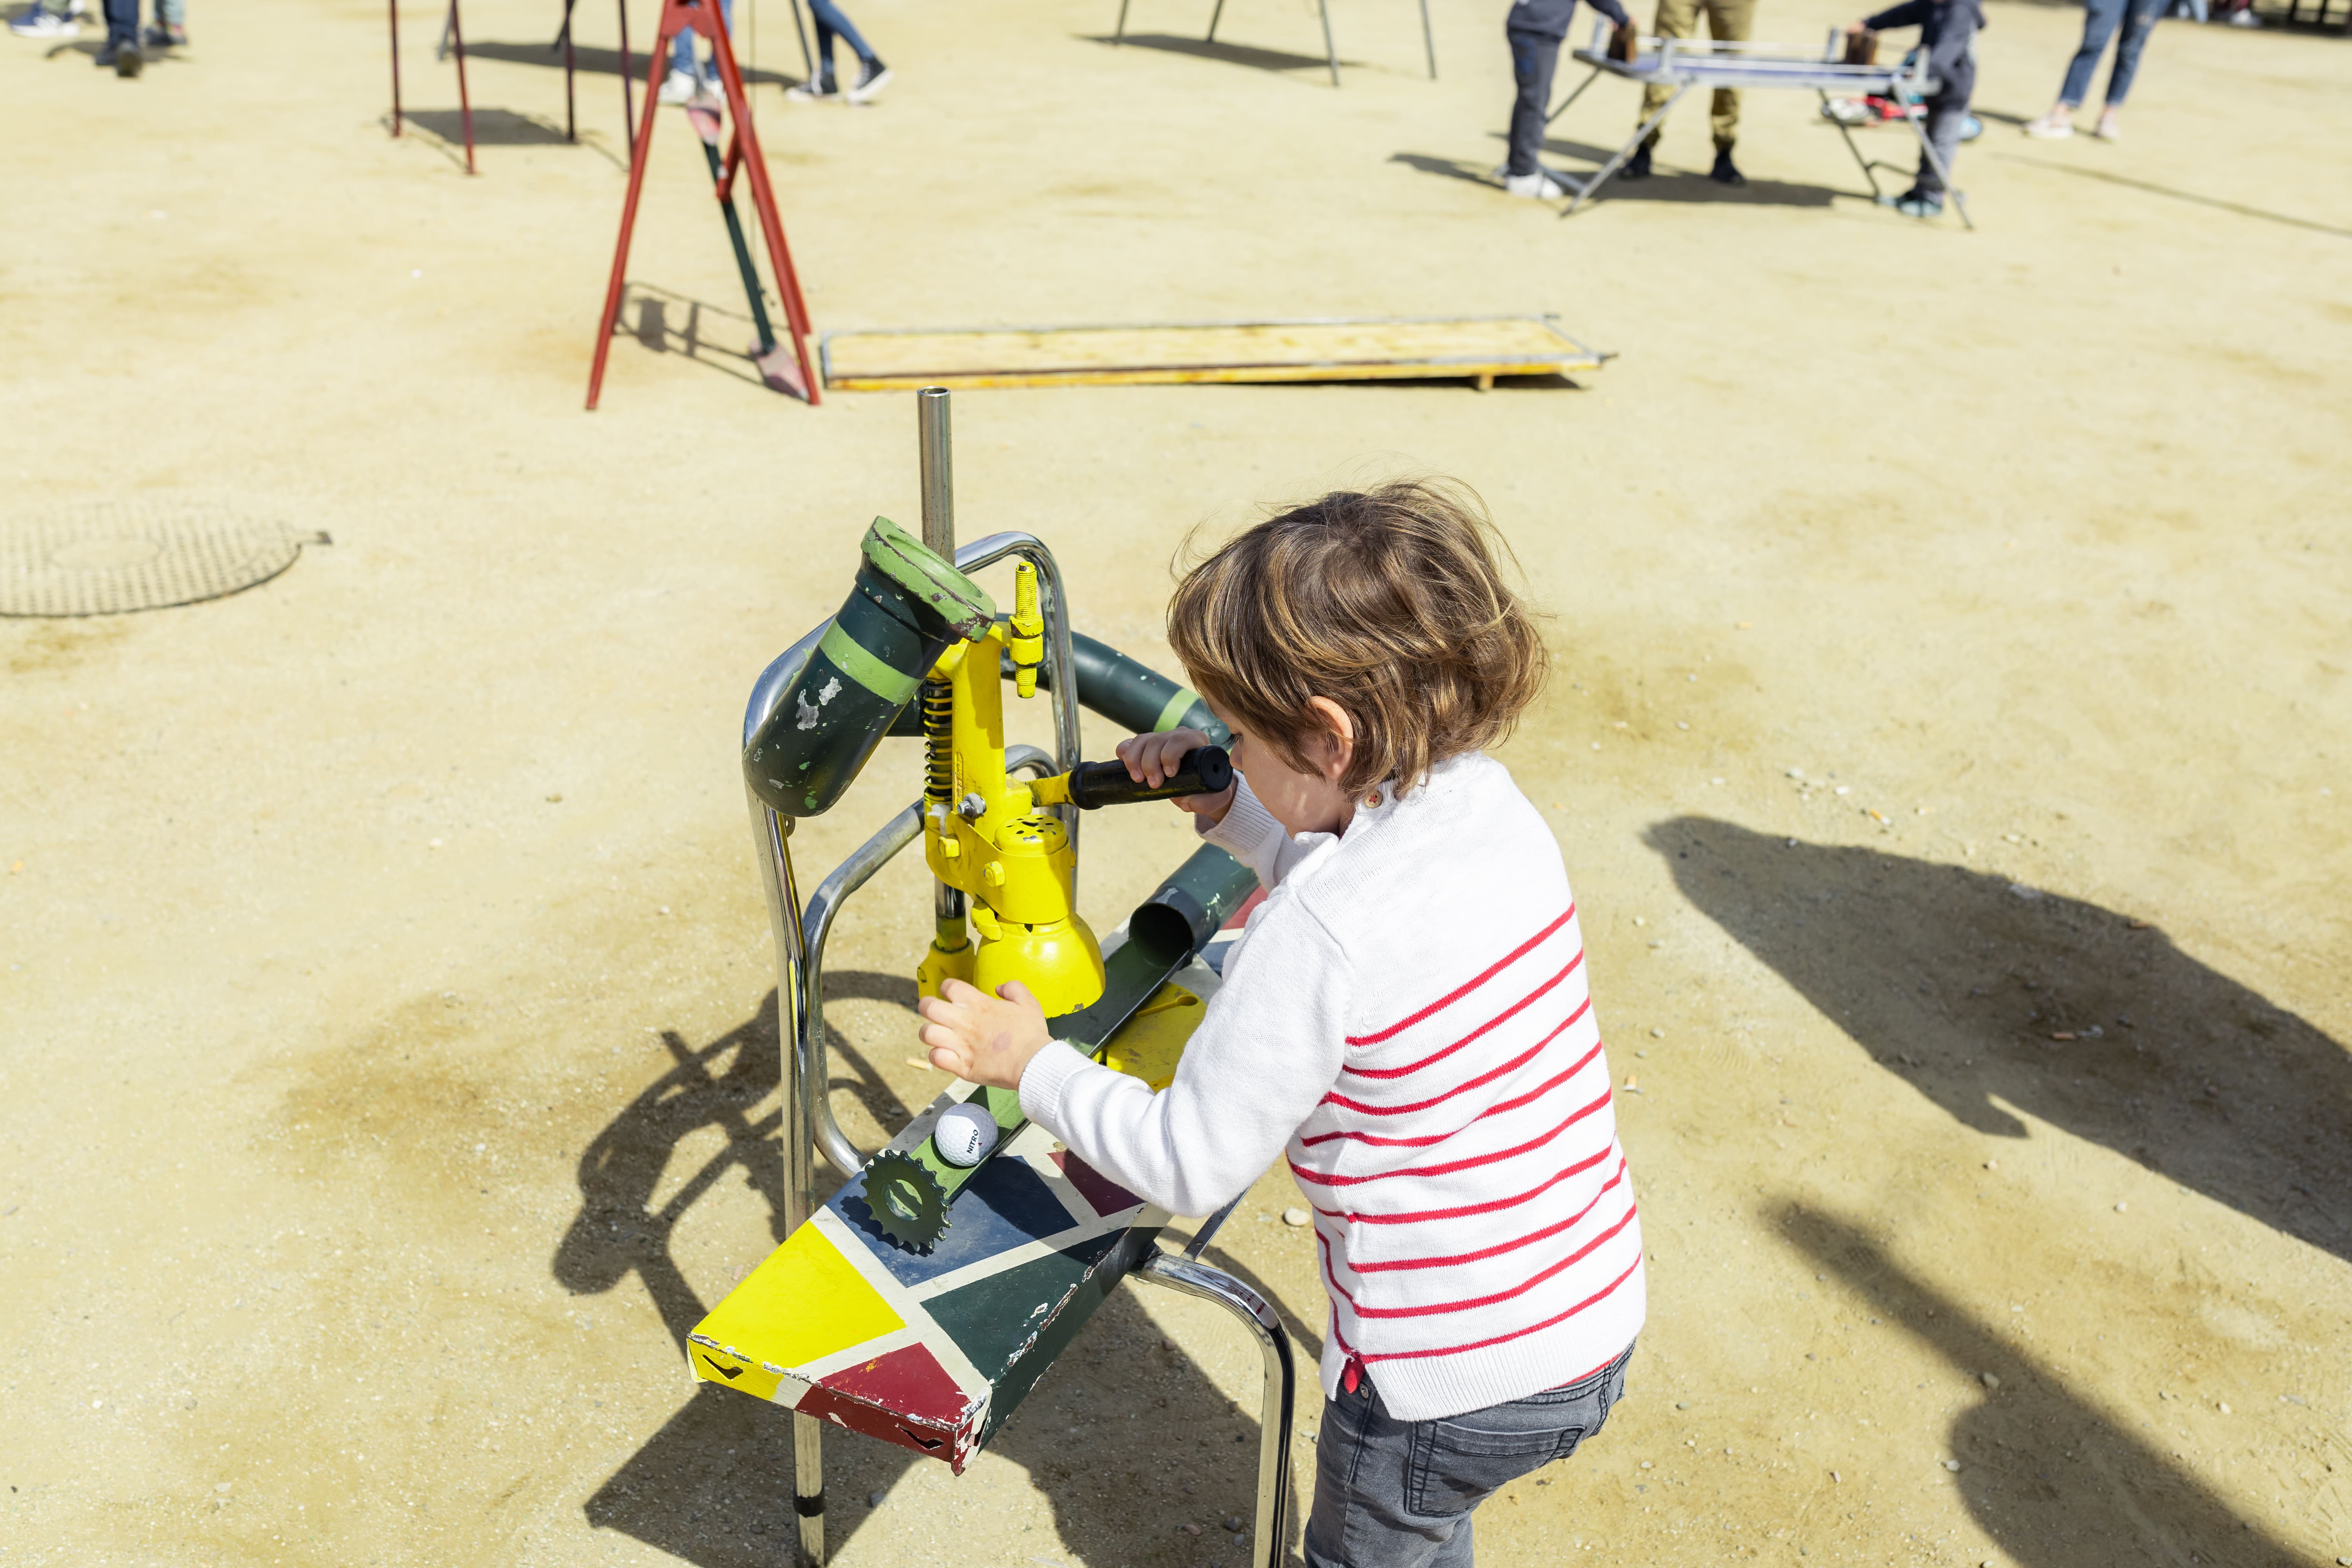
[819,316,1604,391]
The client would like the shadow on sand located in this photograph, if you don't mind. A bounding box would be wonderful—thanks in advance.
[1646,818,2352,1268]
[1778,1201,2308,1566]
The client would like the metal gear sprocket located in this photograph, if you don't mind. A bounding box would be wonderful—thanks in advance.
[858,1149,949,1252]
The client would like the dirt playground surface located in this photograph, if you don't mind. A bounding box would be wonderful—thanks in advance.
[4,0,2349,1563]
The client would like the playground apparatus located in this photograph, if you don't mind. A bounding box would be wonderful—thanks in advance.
[690,388,1295,1566]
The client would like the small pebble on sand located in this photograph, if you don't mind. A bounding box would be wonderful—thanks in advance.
[1943,1459,1962,1472]
[1282,1207,1310,1227]
[1980,1372,2000,1390]
[2114,1202,2128,1213]
[1224,1515,1244,1532]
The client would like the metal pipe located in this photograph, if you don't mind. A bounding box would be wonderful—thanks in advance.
[743,789,825,1564]
[916,387,966,964]
[918,387,953,555]
[1134,1252,1295,1568]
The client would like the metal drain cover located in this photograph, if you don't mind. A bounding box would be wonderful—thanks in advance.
[0,504,321,617]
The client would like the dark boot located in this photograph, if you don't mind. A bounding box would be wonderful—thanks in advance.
[1710,145,1745,185]
[1622,142,1653,180]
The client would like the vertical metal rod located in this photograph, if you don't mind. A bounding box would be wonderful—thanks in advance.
[389,0,404,136]
[448,0,476,174]
[619,0,637,159]
[750,800,826,1566]
[917,387,967,936]
[1317,0,1339,87]
[1205,0,1225,42]
[1419,0,1436,78]
[562,0,578,140]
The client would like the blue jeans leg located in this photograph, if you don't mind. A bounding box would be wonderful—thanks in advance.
[2102,0,2166,104]
[2058,0,2126,106]
[671,0,733,79]
[104,0,137,46]
[1303,1348,1632,1568]
[1505,27,1564,177]
[806,0,876,80]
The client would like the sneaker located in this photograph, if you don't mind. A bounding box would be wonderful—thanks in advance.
[657,68,700,105]
[96,35,140,72]
[784,76,839,101]
[1501,168,1569,199]
[9,8,79,36]
[141,21,183,46]
[1881,188,1943,219]
[1621,143,1653,180]
[2022,111,2073,139]
[1960,113,1983,141]
[1710,146,1746,186]
[2093,108,2121,140]
[845,58,891,102]
[2226,6,2259,22]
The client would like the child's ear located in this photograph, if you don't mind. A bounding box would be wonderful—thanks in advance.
[1305,697,1356,780]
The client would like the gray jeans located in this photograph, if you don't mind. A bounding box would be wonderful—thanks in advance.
[1303,1345,1632,1568]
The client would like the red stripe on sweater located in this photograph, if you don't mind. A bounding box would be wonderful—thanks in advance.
[1309,1143,1615,1225]
[1321,1016,1594,1119]
[1352,1254,1646,1365]
[1345,906,1575,1047]
[1343,964,1587,1082]
[1321,1200,1639,1318]
[1289,1088,1613,1187]
[1301,1037,1606,1149]
[1349,1157,1629,1274]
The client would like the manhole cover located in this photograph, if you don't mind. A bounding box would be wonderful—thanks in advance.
[0,504,323,618]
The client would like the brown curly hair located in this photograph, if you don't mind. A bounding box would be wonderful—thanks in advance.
[1167,479,1548,800]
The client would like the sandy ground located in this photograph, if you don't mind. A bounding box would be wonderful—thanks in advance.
[4,0,2350,1563]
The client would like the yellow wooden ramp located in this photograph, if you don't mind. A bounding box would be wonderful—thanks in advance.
[818,316,1605,392]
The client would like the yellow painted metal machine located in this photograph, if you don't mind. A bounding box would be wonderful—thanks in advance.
[701,388,1290,1567]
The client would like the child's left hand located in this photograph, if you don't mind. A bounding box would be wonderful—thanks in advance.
[916,978,1053,1090]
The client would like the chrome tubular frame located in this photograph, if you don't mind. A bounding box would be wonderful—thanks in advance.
[1134,1250,1298,1568]
[736,391,1288,1567]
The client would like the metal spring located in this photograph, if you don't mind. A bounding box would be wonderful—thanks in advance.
[921,680,954,804]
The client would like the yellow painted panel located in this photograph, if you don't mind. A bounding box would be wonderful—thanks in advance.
[1097,983,1207,1093]
[687,1342,785,1402]
[690,1225,904,1374]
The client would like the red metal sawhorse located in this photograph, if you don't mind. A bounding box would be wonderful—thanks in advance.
[585,0,819,407]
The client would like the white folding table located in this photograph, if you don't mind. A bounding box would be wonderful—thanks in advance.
[1545,23,1973,227]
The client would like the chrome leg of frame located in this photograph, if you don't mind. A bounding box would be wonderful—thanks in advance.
[1134,1252,1296,1568]
[747,797,827,1563]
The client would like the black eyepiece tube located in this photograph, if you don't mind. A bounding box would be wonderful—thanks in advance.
[1062,746,1232,810]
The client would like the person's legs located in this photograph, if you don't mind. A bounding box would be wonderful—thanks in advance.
[1505,27,1563,178]
[805,0,876,65]
[1702,0,1754,147]
[2058,0,2125,106]
[1635,0,1697,149]
[1911,16,1976,200]
[2100,0,2166,105]
[97,0,139,69]
[670,0,731,82]
[1303,1352,1632,1568]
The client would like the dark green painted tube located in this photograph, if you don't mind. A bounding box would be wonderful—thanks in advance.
[746,519,995,817]
[998,628,1229,744]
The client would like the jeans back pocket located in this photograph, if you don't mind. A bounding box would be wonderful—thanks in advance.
[1405,1413,1588,1517]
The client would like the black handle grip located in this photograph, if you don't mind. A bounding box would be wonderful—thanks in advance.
[1065,746,1233,810]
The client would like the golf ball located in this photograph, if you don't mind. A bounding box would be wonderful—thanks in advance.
[932,1103,999,1168]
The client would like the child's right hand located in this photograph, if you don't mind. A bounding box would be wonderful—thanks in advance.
[1115,727,1235,824]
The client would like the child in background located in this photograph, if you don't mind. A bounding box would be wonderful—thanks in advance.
[1499,0,1631,198]
[918,482,1644,1567]
[1847,0,1984,219]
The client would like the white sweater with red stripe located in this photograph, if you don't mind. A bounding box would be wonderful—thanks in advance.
[1019,751,1644,1421]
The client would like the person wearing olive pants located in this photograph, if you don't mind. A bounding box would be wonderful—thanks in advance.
[1622,0,1757,185]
